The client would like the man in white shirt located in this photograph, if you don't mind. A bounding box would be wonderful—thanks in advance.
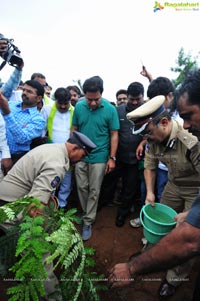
[0,112,12,181]
[42,88,74,208]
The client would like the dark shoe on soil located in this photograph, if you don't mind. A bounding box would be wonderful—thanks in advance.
[159,279,176,297]
[115,215,125,227]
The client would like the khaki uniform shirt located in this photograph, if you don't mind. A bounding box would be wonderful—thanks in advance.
[0,143,69,204]
[144,120,200,187]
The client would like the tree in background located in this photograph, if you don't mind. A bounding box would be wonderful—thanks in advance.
[171,47,199,88]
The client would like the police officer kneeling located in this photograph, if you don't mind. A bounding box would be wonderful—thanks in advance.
[0,131,96,301]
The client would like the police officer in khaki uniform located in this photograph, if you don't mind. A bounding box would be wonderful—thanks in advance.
[127,95,200,297]
[0,131,96,301]
[0,131,96,204]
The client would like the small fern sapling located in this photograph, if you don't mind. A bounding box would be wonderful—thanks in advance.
[0,196,107,301]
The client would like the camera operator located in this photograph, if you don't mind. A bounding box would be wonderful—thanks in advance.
[0,39,8,53]
[0,34,24,100]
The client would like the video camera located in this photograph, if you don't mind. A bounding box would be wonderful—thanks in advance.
[0,34,23,70]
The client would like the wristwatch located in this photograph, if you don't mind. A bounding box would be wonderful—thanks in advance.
[110,156,116,161]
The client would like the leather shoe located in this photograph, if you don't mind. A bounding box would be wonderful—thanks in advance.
[159,279,176,297]
[115,215,125,227]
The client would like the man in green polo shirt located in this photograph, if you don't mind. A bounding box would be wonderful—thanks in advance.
[72,76,120,240]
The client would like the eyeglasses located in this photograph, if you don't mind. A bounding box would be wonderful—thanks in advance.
[117,97,127,101]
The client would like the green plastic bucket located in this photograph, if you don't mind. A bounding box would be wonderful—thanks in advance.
[140,203,177,244]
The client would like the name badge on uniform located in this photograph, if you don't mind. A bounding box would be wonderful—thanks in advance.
[51,176,60,188]
[145,144,149,153]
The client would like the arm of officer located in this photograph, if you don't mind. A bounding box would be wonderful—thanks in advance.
[28,164,65,205]
[109,221,200,288]
[143,144,158,206]
[144,169,156,206]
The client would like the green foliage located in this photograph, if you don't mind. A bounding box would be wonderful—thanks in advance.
[45,209,107,301]
[170,47,199,88]
[7,215,49,301]
[1,196,107,301]
[0,196,41,223]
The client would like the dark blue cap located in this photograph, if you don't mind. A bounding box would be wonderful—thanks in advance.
[68,131,96,155]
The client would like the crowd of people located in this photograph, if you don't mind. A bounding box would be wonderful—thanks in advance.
[1,37,200,301]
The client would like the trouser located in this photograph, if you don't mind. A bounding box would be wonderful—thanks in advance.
[75,161,106,225]
[161,181,199,212]
[166,258,196,287]
[98,169,119,206]
[116,163,139,217]
[58,170,72,207]
[156,168,168,202]
[142,242,196,288]
[193,269,200,301]
[43,253,62,301]
[161,181,199,287]
[140,179,146,206]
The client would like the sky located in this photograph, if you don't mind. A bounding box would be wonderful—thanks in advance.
[1,0,200,101]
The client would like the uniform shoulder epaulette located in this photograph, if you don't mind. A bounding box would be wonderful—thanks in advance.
[177,129,198,150]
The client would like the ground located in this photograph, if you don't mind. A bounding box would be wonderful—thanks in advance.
[0,204,199,301]
[83,205,199,301]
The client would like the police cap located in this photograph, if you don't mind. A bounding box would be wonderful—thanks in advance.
[126,95,165,134]
[68,131,96,155]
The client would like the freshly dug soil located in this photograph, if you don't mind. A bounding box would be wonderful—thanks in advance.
[1,204,199,301]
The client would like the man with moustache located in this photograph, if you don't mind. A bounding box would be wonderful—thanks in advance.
[42,87,75,208]
[0,131,96,301]
[72,75,119,240]
[109,69,200,301]
[100,82,144,227]
[114,95,200,297]
[0,80,46,164]
[114,82,144,226]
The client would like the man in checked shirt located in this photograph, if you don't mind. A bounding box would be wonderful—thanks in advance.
[0,80,46,164]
